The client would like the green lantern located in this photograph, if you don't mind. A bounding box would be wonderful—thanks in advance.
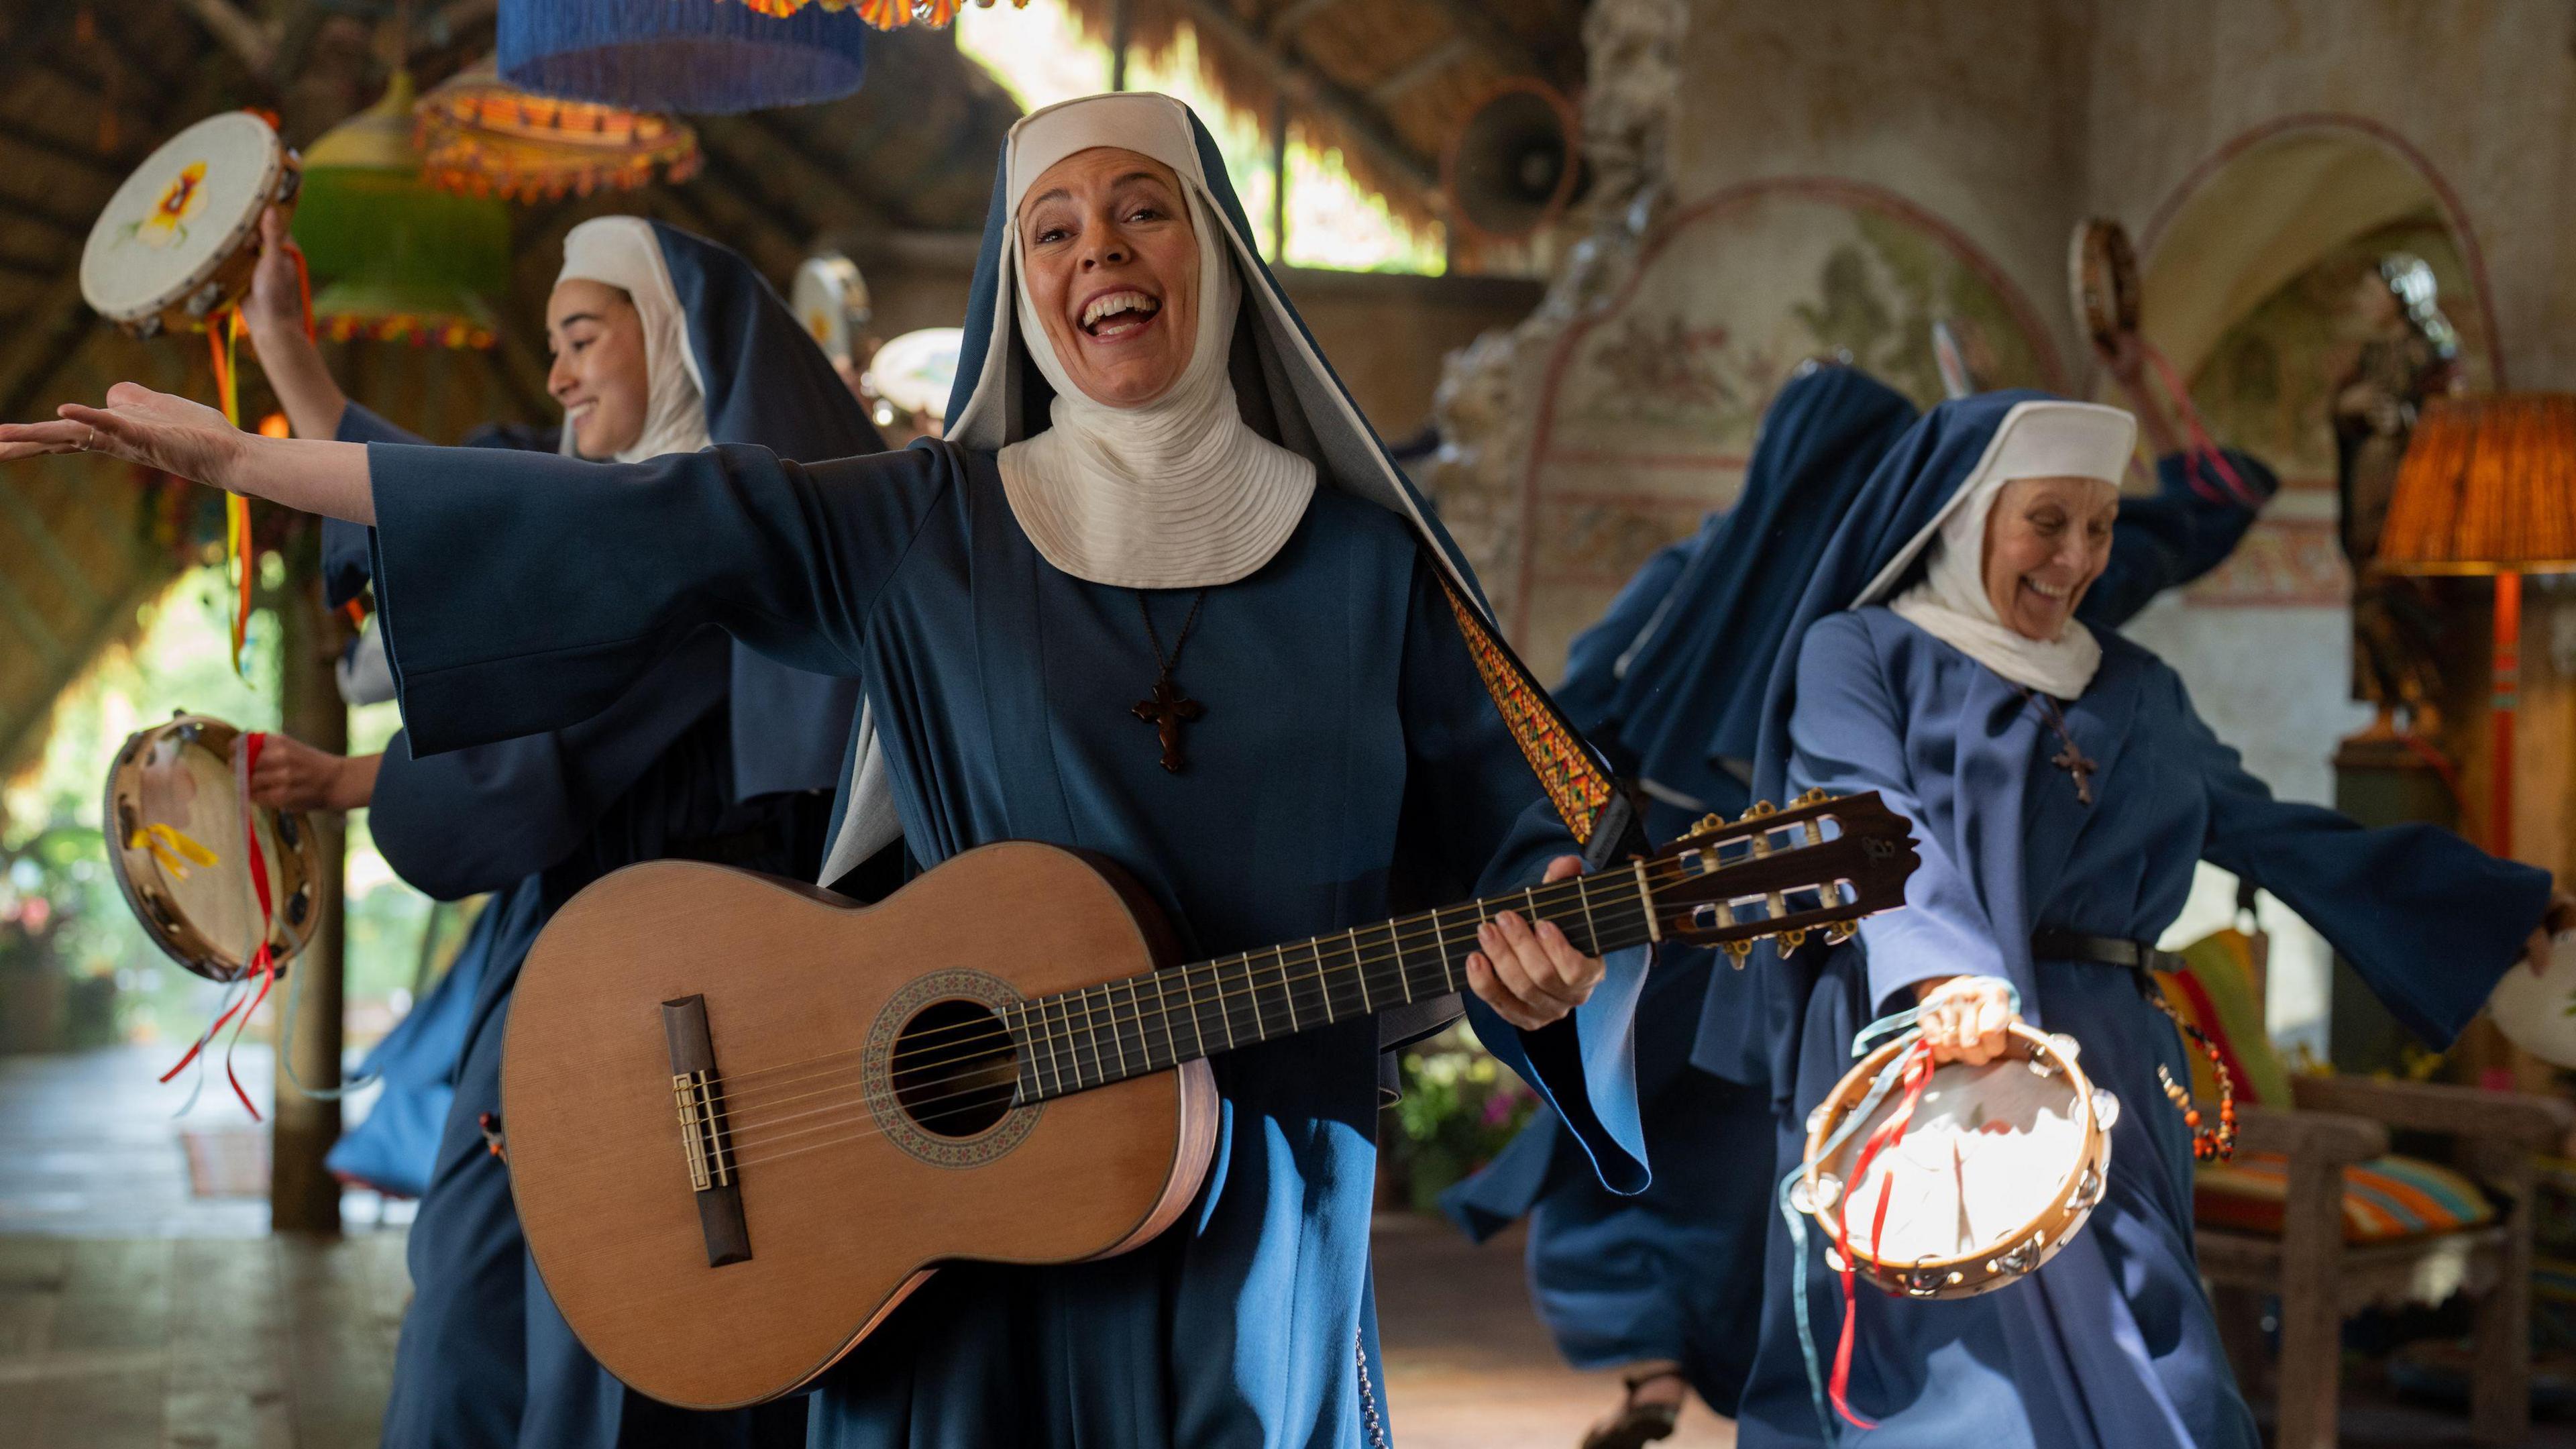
[294,72,511,349]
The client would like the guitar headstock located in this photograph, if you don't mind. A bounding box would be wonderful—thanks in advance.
[1640,790,1919,964]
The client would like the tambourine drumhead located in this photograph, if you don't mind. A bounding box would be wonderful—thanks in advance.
[104,715,321,983]
[793,254,870,367]
[2069,217,2140,354]
[1802,1022,2112,1299]
[2487,934,2576,1067]
[864,327,964,423]
[80,112,290,330]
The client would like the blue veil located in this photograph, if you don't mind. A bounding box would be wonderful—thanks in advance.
[1576,364,1917,817]
[653,222,889,800]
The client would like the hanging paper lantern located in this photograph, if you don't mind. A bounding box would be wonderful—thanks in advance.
[294,72,510,350]
[415,60,700,203]
[714,0,1026,31]
[498,0,869,114]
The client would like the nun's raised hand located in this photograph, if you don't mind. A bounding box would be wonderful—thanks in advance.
[1467,855,1607,1032]
[0,383,243,480]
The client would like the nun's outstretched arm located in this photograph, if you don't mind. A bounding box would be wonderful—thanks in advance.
[1,383,374,520]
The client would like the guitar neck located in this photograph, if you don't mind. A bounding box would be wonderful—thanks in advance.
[1004,870,1657,1105]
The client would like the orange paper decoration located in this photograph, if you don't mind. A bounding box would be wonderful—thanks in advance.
[719,0,1026,31]
[414,59,699,202]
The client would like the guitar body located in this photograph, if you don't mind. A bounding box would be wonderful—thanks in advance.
[501,842,1220,1409]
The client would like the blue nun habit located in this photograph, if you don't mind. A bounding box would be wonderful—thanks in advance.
[1440,370,2274,1415]
[354,93,1647,1449]
[1726,392,2548,1448]
[333,219,883,1449]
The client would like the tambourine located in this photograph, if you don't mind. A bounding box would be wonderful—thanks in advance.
[861,327,963,433]
[2068,217,2141,358]
[80,111,301,340]
[792,252,871,368]
[2488,934,2576,1067]
[1794,1021,2115,1299]
[104,714,322,983]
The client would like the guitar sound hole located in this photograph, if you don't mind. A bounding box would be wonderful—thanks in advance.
[890,999,1018,1139]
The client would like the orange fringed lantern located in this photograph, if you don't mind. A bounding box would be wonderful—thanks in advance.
[720,0,1026,31]
[414,59,698,202]
[2378,393,2576,855]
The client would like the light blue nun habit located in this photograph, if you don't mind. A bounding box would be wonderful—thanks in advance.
[353,93,1649,1448]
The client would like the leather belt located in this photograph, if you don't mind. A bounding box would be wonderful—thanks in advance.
[2032,928,2187,977]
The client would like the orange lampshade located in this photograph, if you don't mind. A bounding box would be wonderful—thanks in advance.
[2377,393,2576,576]
[413,59,699,202]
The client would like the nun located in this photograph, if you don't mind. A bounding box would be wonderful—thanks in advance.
[1718,392,2567,1448]
[1441,364,2278,1448]
[239,213,882,1449]
[23,93,1650,1448]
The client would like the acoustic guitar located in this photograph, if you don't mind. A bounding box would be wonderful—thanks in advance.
[500,790,1918,1408]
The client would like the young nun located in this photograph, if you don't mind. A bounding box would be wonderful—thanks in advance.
[240,214,881,1449]
[1442,364,2279,1448]
[1719,392,2568,1449]
[16,94,1650,1448]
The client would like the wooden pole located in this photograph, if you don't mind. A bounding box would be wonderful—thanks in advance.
[1109,0,1130,92]
[270,521,345,1234]
[1271,96,1289,264]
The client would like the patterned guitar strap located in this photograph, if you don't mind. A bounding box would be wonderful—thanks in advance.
[1431,567,1648,870]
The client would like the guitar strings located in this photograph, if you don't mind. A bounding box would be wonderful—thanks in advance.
[706,844,1777,1105]
[697,863,1658,1095]
[716,873,1862,1159]
[698,853,1723,1121]
[704,851,1856,1137]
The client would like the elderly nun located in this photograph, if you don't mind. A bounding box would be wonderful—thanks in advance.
[19,94,1651,1448]
[1442,363,2279,1449]
[1719,392,2566,1448]
[238,213,880,1449]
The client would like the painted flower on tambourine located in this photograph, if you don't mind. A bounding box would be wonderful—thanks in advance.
[122,160,210,250]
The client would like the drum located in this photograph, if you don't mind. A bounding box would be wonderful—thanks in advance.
[792,252,871,368]
[1794,1021,2116,1299]
[2069,217,2141,358]
[104,714,323,983]
[862,327,964,433]
[80,111,301,340]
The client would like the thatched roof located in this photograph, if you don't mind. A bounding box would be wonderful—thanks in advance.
[1056,0,1583,233]
[0,0,1020,777]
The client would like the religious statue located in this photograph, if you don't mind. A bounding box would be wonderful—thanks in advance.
[2332,254,2459,737]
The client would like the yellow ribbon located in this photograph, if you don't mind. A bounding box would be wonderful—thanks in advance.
[129,821,219,879]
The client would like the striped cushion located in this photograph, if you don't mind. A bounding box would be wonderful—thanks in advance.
[2194,1151,2496,1242]
[2153,928,2294,1108]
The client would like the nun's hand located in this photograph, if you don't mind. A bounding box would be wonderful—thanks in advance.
[1467,856,1606,1032]
[248,735,380,814]
[1912,975,2017,1066]
[0,383,243,481]
[2524,888,2576,977]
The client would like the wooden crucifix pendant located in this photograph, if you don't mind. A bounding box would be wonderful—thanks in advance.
[2053,739,2098,806]
[1132,675,1205,774]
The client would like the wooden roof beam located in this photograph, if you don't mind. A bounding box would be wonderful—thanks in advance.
[1263,0,1342,45]
[172,0,282,81]
[1369,37,1474,108]
[1172,0,1438,195]
[1422,0,1566,87]
[0,121,129,180]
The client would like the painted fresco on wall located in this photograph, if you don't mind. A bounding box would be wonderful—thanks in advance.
[2182,211,2488,609]
[1510,182,2056,671]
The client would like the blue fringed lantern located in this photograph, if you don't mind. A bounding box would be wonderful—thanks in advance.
[498,0,869,113]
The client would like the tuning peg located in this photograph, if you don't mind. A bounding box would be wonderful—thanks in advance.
[1719,938,1753,967]
[1738,800,1778,822]
[1778,927,1809,953]
[1692,812,1729,839]
[1792,787,1829,808]
[1825,920,1859,945]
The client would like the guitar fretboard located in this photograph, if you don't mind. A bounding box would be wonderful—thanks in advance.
[1002,872,1657,1104]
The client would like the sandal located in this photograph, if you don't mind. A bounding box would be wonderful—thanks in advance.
[1578,1364,1686,1449]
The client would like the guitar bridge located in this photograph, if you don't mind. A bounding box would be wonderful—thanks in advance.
[662,995,751,1267]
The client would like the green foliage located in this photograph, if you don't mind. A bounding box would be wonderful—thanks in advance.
[1385,1022,1537,1212]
